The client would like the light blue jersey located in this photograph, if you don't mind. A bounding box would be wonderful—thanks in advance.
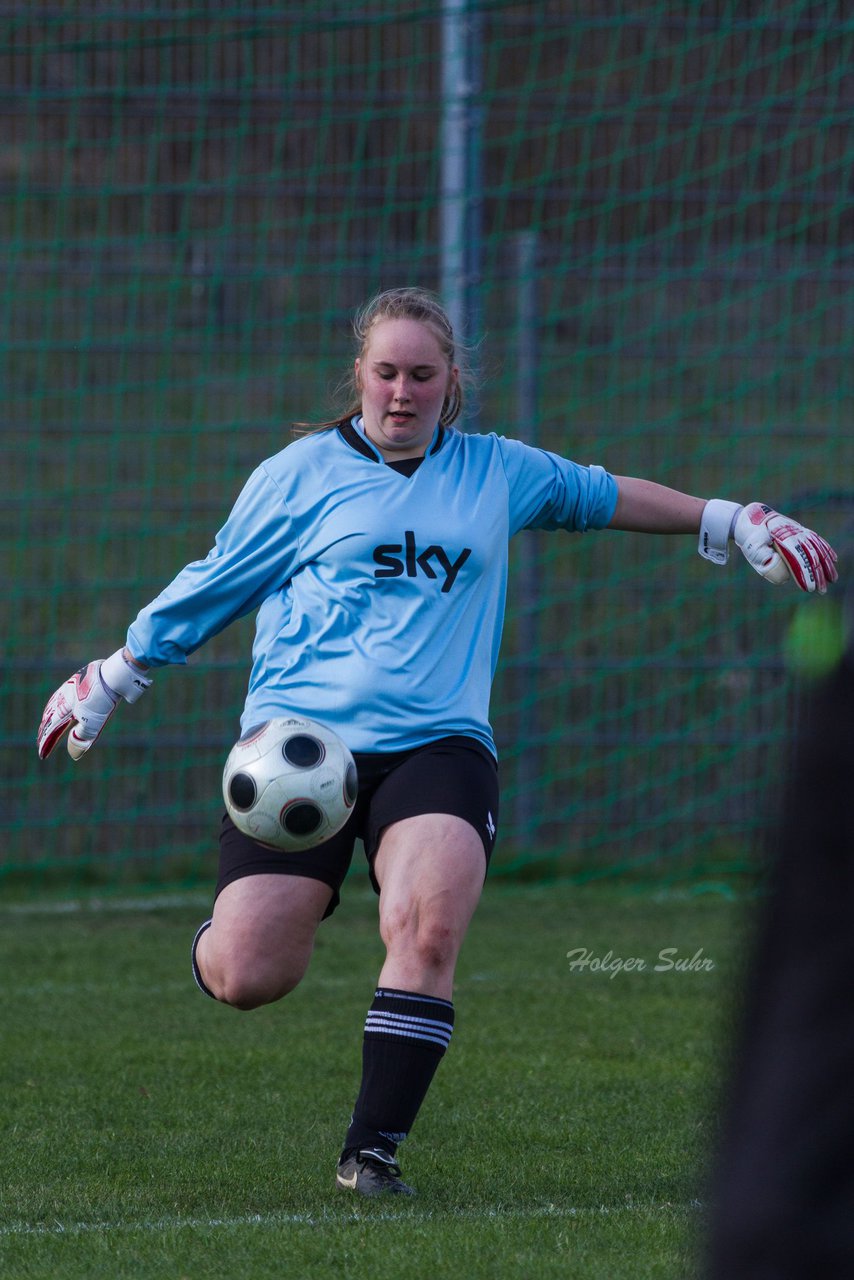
[127,419,618,755]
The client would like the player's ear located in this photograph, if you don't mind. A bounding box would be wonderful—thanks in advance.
[354,358,362,390]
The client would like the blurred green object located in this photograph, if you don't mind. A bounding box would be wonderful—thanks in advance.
[784,601,848,680]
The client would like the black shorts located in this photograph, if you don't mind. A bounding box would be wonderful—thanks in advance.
[215,734,499,918]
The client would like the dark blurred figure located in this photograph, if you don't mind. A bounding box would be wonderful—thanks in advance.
[706,652,854,1278]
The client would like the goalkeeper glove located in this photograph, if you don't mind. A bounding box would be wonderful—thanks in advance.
[699,499,838,594]
[37,649,152,761]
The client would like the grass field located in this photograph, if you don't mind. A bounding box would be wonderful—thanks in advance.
[0,877,750,1279]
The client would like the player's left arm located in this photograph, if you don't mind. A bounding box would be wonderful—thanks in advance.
[607,476,705,534]
[608,476,838,595]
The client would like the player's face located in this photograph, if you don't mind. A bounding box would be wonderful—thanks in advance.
[356,318,458,460]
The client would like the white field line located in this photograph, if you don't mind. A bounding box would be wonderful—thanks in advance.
[0,1201,705,1238]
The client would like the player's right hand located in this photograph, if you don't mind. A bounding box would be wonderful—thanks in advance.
[37,649,152,761]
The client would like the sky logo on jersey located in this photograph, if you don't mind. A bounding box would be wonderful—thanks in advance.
[373,530,472,592]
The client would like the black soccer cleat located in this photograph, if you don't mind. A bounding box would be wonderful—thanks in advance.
[335,1147,416,1197]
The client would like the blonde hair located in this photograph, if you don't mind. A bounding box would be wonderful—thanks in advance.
[295,287,468,434]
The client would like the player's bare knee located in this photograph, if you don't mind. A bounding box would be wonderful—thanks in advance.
[414,917,458,972]
[200,941,308,1009]
[382,907,458,974]
[217,965,304,1010]
[221,983,275,1011]
[379,901,415,954]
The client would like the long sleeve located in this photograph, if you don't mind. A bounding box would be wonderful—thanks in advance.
[494,434,618,536]
[126,464,301,666]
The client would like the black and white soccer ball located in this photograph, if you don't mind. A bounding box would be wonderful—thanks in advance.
[222,717,358,851]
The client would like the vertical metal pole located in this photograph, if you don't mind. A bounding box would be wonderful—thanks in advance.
[515,231,539,444]
[440,0,468,340]
[464,4,483,411]
[440,0,482,426]
[514,230,541,841]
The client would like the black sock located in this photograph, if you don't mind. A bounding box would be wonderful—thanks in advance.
[342,987,455,1158]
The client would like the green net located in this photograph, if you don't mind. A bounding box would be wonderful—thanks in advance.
[4,2,852,895]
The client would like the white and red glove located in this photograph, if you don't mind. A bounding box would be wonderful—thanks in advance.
[734,503,838,593]
[37,649,152,761]
[699,499,838,594]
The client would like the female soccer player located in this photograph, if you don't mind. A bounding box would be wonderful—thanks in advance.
[37,287,837,1197]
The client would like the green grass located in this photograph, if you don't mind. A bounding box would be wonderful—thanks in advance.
[0,879,749,1279]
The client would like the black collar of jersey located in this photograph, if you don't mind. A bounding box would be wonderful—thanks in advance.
[337,418,447,463]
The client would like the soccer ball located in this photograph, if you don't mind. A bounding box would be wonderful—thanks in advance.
[222,717,358,852]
